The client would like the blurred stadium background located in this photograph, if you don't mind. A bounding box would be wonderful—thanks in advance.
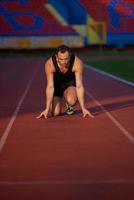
[0,0,134,82]
[0,0,134,48]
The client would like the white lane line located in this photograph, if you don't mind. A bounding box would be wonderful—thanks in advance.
[85,90,134,144]
[0,179,134,186]
[85,64,134,87]
[0,67,37,153]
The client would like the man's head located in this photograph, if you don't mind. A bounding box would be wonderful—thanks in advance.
[55,45,71,67]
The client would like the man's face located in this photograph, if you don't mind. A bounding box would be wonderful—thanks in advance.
[56,51,70,67]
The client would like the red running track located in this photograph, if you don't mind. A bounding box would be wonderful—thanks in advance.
[0,57,134,200]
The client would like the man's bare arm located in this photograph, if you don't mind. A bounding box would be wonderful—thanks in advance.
[75,58,85,108]
[74,58,94,118]
[45,60,54,111]
[37,59,54,118]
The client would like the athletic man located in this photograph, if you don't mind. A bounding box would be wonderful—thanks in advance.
[37,45,94,119]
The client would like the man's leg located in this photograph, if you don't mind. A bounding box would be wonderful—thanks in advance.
[64,86,77,106]
[64,86,77,115]
[51,96,62,116]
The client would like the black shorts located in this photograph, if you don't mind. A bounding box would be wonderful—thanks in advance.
[54,80,76,98]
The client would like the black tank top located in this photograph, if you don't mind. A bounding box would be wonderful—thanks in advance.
[52,54,76,88]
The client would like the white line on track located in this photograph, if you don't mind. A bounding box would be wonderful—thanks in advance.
[0,179,134,186]
[0,67,37,153]
[85,65,134,87]
[85,65,134,144]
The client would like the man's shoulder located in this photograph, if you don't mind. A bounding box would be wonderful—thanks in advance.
[45,56,51,63]
[45,57,55,73]
[73,55,83,72]
[74,55,82,61]
[74,55,83,66]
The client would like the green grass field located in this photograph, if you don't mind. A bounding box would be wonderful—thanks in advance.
[86,60,134,83]
[76,48,134,83]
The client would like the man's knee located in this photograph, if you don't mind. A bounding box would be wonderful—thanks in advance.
[64,86,77,106]
[52,97,61,116]
[66,96,77,106]
[52,110,61,116]
[52,105,61,116]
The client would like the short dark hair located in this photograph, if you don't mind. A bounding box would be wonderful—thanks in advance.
[55,44,71,54]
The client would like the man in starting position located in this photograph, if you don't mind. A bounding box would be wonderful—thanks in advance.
[37,45,94,119]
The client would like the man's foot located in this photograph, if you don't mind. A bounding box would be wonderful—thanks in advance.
[66,103,74,115]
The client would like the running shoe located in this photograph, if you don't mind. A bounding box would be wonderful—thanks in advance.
[66,103,74,115]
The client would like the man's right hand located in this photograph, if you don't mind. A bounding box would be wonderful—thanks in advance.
[36,109,49,119]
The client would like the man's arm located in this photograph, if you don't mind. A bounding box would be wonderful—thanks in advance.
[74,57,94,118]
[37,59,54,118]
[75,58,85,109]
[45,60,54,112]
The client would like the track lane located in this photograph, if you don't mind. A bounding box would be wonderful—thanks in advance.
[0,58,134,200]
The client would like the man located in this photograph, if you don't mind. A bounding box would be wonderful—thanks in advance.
[37,45,94,119]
